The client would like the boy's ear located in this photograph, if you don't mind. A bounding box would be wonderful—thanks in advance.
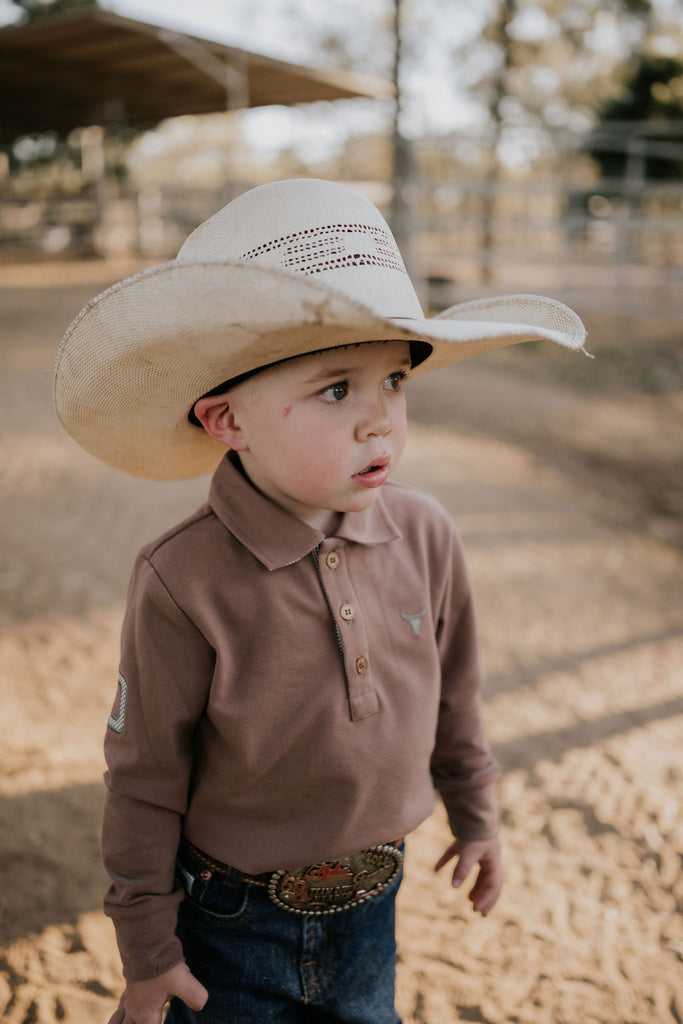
[192,393,248,451]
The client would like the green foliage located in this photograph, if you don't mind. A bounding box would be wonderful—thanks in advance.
[601,55,683,121]
[594,55,683,179]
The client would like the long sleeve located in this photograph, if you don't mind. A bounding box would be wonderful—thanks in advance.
[102,555,215,980]
[430,528,500,841]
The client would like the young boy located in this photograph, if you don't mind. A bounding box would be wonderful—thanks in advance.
[54,178,587,1024]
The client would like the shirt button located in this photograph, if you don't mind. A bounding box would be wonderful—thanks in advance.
[340,603,354,621]
[355,656,368,675]
[326,551,340,570]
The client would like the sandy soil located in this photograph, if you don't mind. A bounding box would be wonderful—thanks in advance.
[0,261,681,1024]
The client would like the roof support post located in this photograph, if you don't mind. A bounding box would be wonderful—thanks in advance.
[156,28,249,111]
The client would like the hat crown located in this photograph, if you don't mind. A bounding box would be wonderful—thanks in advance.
[177,178,424,320]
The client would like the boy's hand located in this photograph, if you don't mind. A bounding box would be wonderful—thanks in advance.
[107,962,208,1024]
[434,836,503,917]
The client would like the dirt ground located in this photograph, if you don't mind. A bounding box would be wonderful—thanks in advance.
[0,260,681,1024]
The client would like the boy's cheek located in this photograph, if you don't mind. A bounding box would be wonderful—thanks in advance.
[391,417,408,464]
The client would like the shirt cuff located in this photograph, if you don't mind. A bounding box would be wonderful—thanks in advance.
[438,778,501,841]
[105,892,185,981]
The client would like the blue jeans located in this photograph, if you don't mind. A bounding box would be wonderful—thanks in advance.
[164,840,403,1024]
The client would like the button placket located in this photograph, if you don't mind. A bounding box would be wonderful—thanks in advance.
[324,553,376,720]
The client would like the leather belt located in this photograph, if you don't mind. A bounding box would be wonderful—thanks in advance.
[185,839,404,917]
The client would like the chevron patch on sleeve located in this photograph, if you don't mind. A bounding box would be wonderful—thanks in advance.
[108,673,128,733]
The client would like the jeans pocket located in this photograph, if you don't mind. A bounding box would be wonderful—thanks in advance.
[176,846,251,923]
[183,879,250,922]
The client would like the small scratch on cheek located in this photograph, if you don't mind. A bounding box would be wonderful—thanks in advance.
[282,405,293,418]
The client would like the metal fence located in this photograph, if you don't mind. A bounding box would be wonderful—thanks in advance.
[2,173,682,291]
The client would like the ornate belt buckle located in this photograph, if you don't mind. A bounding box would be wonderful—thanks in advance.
[268,844,403,916]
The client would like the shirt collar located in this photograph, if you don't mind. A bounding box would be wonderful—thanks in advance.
[208,453,402,571]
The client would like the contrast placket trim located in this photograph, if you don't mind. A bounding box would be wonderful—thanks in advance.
[311,545,351,715]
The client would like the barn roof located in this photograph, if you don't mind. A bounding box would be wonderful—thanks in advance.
[0,9,393,142]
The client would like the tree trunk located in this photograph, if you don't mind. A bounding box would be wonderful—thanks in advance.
[480,0,517,285]
[390,0,416,284]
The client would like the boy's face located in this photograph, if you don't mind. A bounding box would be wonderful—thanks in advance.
[216,341,411,531]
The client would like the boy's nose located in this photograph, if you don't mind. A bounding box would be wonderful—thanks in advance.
[355,400,392,442]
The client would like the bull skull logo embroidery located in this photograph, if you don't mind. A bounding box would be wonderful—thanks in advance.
[401,607,426,638]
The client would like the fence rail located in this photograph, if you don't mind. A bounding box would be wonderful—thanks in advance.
[1,178,682,284]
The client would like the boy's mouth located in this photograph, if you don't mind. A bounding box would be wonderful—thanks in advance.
[352,456,391,487]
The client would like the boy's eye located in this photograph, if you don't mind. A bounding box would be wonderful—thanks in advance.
[384,370,407,392]
[320,381,349,403]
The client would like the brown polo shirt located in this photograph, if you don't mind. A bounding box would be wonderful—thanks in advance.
[103,453,500,979]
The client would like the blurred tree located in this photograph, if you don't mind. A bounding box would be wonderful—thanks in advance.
[604,55,683,120]
[447,0,671,278]
[220,0,677,278]
[390,0,415,274]
[593,54,683,179]
[477,0,518,282]
[247,0,414,268]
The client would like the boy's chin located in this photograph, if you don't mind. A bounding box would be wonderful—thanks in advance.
[303,483,385,529]
[340,488,384,514]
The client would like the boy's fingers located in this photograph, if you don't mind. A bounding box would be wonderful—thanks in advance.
[470,881,498,912]
[451,846,480,888]
[177,971,209,1011]
[106,1006,143,1024]
[434,840,460,873]
[435,837,503,914]
[109,965,208,1024]
[472,886,501,915]
[435,840,492,885]
[468,861,503,914]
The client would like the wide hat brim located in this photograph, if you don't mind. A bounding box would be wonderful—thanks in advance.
[54,258,587,480]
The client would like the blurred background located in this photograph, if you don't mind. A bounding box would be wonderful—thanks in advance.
[0,2,682,1023]
[2,0,683,304]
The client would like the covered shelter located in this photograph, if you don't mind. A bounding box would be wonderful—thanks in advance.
[0,8,393,142]
[0,10,394,259]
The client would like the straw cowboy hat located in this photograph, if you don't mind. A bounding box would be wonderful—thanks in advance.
[54,177,587,480]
